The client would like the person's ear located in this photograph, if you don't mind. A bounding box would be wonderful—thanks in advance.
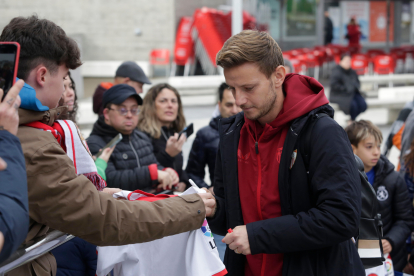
[273,65,286,89]
[103,108,110,122]
[351,144,357,154]
[35,66,48,88]
[123,77,130,84]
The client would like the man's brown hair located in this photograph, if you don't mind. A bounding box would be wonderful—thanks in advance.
[216,30,284,78]
[345,120,383,147]
[0,15,82,80]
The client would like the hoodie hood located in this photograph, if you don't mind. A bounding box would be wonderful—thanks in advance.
[373,155,396,186]
[209,116,220,131]
[245,73,329,132]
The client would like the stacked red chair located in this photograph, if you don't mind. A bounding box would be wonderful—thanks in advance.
[351,54,369,75]
[373,55,395,88]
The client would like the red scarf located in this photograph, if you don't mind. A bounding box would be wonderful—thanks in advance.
[25,121,107,191]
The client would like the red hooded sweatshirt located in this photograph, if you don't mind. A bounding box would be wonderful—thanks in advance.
[237,74,329,276]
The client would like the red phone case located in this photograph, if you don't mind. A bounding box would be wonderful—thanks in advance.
[0,42,20,87]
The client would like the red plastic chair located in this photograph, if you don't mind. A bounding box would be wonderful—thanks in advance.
[351,56,368,75]
[367,49,387,64]
[366,49,387,75]
[290,58,305,74]
[373,55,394,75]
[283,53,293,60]
[289,58,303,74]
[150,49,170,76]
[150,49,170,65]
[373,55,395,88]
[289,49,304,57]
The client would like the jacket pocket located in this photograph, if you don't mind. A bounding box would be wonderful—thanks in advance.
[179,194,201,203]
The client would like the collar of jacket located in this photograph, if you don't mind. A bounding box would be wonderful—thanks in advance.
[18,106,68,126]
[209,116,221,131]
[373,155,395,187]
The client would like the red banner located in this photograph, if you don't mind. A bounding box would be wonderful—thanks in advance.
[369,1,394,42]
[173,17,194,65]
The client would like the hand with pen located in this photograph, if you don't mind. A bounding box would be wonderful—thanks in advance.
[223,227,251,255]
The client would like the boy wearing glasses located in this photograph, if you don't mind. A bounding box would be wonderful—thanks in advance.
[87,84,179,192]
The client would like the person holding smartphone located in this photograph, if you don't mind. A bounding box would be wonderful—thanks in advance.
[138,83,190,192]
[0,80,29,264]
[1,16,214,276]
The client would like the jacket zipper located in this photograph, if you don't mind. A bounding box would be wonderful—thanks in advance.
[129,136,141,168]
[255,140,267,276]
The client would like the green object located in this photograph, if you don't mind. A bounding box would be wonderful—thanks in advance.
[95,158,108,181]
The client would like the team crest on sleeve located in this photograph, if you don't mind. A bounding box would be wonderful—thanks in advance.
[376,186,388,201]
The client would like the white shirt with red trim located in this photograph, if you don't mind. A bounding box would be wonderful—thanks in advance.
[96,188,227,276]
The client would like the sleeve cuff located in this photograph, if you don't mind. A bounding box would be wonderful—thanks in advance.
[148,164,158,181]
[246,221,260,255]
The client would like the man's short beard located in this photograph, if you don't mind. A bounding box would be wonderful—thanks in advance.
[245,81,277,121]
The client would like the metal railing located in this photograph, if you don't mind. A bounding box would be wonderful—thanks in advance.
[0,230,74,275]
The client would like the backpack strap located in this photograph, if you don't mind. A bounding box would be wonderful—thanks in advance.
[301,113,329,171]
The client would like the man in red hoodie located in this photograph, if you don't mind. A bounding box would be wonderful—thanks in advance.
[204,30,364,276]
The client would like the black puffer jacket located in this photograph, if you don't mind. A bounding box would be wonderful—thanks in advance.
[329,65,360,115]
[372,155,414,272]
[145,126,189,187]
[87,116,161,191]
[186,116,220,189]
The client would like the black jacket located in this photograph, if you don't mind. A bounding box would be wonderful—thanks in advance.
[207,105,365,276]
[87,116,161,191]
[0,130,29,264]
[51,237,97,276]
[372,155,414,272]
[186,117,220,189]
[324,16,334,45]
[146,126,189,186]
[329,65,360,115]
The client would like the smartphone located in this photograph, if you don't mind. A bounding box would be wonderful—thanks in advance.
[95,133,122,159]
[178,123,194,139]
[0,42,20,98]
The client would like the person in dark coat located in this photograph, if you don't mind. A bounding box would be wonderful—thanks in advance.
[324,11,334,45]
[50,238,96,276]
[186,83,241,191]
[346,120,414,272]
[87,84,179,192]
[137,83,189,192]
[0,80,29,264]
[202,30,364,276]
[186,83,241,262]
[330,54,367,122]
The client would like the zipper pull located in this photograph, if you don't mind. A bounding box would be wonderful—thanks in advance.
[255,141,259,154]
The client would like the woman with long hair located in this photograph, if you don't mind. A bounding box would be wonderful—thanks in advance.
[138,83,189,192]
[59,72,78,123]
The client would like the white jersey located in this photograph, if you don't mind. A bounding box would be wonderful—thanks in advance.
[96,188,227,276]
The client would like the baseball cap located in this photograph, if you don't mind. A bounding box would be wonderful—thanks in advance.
[102,84,143,108]
[116,61,152,85]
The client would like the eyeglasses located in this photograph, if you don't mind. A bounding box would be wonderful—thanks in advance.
[108,107,140,116]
